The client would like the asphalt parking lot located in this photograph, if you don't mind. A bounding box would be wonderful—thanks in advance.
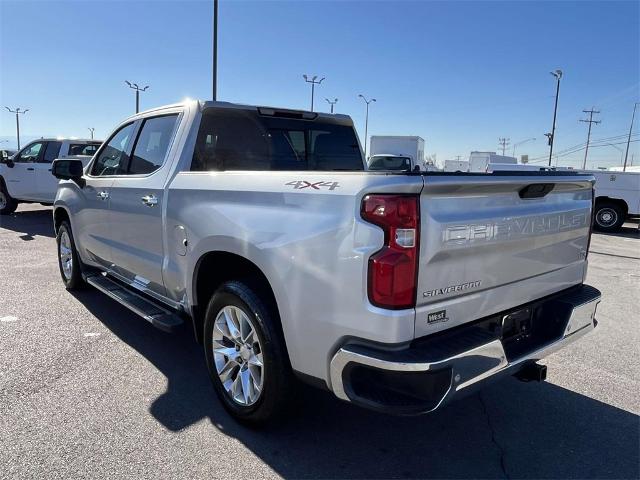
[1,204,638,480]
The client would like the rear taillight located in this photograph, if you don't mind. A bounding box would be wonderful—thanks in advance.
[361,194,420,309]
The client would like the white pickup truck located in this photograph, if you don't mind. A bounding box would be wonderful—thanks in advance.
[51,100,601,424]
[0,138,101,214]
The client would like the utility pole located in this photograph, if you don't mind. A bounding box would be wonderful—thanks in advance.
[302,75,325,112]
[358,94,376,158]
[212,0,218,101]
[547,69,563,166]
[125,81,149,114]
[623,103,639,171]
[498,137,510,156]
[579,107,601,169]
[325,98,338,114]
[88,127,95,140]
[4,107,28,150]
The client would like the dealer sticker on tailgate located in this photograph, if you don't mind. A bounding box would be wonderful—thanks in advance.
[427,310,449,325]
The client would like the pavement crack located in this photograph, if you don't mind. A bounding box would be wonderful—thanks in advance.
[479,391,510,480]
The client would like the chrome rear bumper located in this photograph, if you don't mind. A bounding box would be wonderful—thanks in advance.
[330,284,601,415]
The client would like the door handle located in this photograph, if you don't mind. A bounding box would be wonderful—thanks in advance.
[97,191,109,200]
[27,167,35,171]
[141,194,158,207]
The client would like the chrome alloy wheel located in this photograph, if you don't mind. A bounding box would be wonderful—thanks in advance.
[0,191,6,210]
[596,207,617,228]
[212,305,264,406]
[59,230,73,280]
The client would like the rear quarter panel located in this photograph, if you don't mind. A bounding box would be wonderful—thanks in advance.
[165,171,424,384]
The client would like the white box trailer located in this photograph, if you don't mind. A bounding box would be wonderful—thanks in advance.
[469,151,517,172]
[444,159,469,172]
[368,136,425,172]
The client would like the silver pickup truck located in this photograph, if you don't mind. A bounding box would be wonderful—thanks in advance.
[51,100,601,424]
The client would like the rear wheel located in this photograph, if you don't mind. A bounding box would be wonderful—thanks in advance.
[203,280,292,425]
[0,183,18,215]
[594,202,625,232]
[56,221,85,289]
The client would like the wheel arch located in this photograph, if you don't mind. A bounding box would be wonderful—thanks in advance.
[191,251,285,349]
[53,206,71,234]
[595,196,629,216]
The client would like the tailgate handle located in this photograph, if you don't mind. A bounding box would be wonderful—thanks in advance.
[519,183,554,199]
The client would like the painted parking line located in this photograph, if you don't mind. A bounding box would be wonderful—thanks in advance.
[0,316,18,322]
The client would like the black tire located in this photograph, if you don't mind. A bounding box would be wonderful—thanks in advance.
[56,221,85,290]
[593,202,625,233]
[203,280,292,425]
[0,181,18,215]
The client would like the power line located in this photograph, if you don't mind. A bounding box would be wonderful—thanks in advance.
[579,108,601,169]
[527,132,640,162]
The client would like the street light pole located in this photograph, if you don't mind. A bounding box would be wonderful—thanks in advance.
[4,107,28,150]
[325,98,338,113]
[212,0,218,101]
[623,102,639,172]
[125,81,149,114]
[88,128,95,140]
[512,137,536,157]
[302,75,325,112]
[358,94,376,158]
[547,69,563,166]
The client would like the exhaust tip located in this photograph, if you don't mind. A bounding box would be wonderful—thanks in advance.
[515,362,547,382]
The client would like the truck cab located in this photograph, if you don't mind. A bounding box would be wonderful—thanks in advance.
[0,138,101,213]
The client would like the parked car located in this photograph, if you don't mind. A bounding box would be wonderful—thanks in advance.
[51,100,601,424]
[0,138,101,213]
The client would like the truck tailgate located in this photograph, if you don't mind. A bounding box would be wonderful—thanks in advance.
[415,174,594,337]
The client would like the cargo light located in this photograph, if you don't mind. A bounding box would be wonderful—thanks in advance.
[361,194,420,309]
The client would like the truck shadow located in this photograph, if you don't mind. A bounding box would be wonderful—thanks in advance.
[71,288,639,480]
[0,206,54,240]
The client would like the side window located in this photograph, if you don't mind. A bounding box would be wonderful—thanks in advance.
[90,123,135,176]
[16,142,44,163]
[41,141,62,163]
[128,114,179,175]
[68,144,99,156]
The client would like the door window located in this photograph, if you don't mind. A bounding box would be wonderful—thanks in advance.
[16,142,44,163]
[41,141,62,163]
[128,115,179,175]
[90,123,135,176]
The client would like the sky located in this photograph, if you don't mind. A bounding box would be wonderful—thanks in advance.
[1,0,639,169]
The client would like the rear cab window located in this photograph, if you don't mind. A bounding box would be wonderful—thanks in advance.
[68,143,101,157]
[191,108,364,171]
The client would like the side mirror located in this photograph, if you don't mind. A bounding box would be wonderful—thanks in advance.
[52,158,84,185]
[6,158,15,168]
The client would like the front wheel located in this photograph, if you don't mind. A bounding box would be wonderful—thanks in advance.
[203,280,292,425]
[0,183,18,215]
[56,221,85,290]
[594,202,625,233]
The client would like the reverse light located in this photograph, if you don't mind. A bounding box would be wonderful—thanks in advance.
[361,194,420,309]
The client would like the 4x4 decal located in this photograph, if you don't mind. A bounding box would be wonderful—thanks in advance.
[285,180,340,191]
